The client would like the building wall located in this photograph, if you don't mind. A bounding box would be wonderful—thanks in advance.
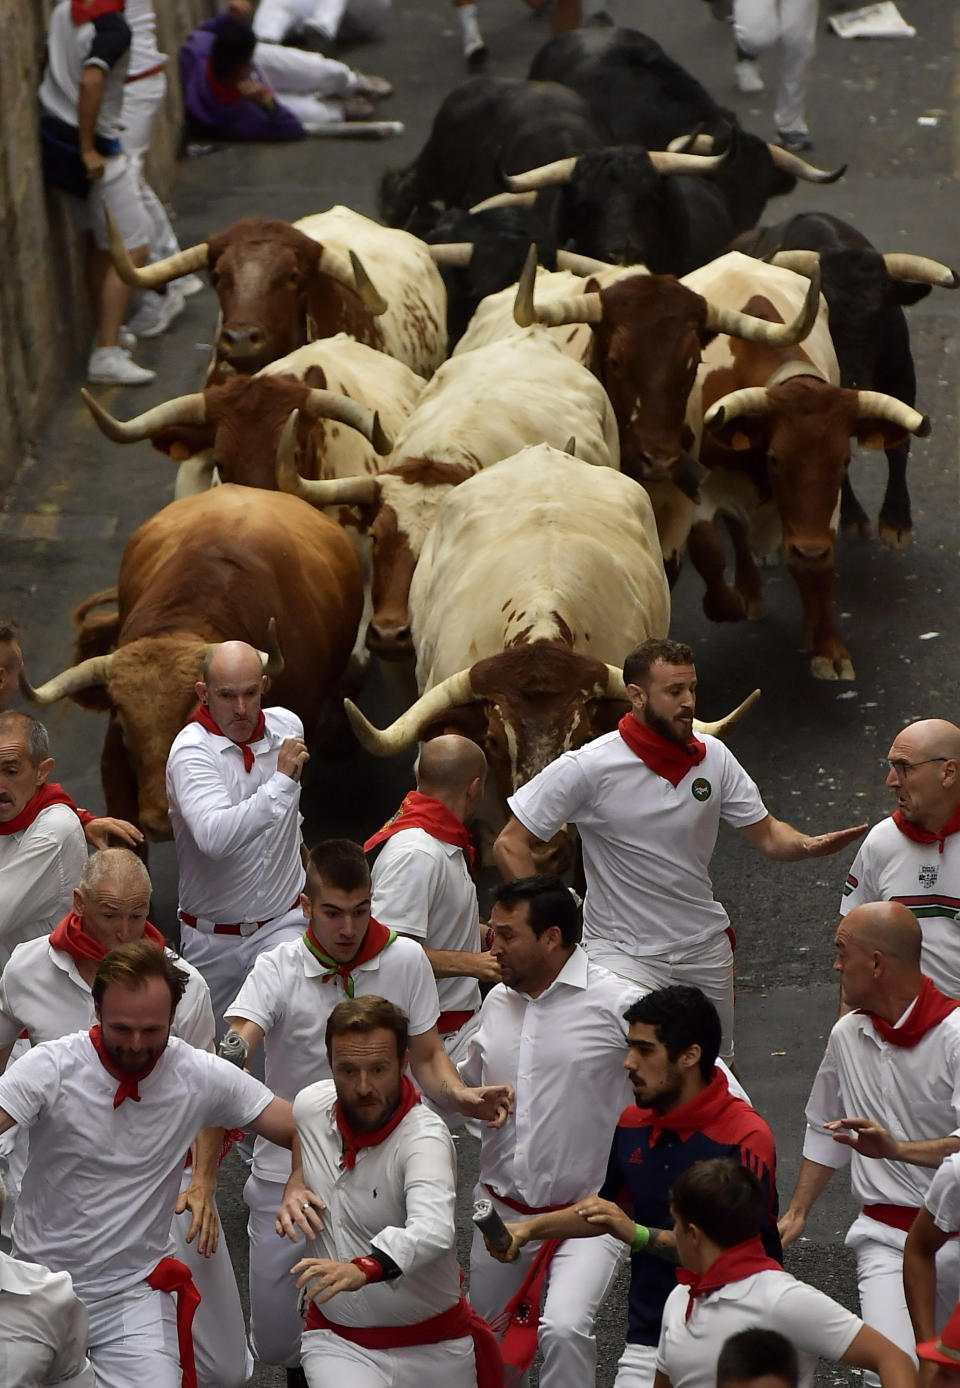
[0,0,214,492]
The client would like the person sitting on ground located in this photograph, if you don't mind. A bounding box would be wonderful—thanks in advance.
[180,9,392,140]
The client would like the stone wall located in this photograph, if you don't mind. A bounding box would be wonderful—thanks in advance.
[0,1,214,494]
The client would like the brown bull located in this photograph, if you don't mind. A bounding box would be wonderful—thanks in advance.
[20,487,363,839]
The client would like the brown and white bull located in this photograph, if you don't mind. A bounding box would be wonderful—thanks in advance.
[343,444,753,840]
[108,205,447,379]
[680,251,930,680]
[19,486,363,840]
[275,327,620,659]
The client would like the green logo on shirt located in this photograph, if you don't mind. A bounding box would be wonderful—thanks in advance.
[691,777,712,802]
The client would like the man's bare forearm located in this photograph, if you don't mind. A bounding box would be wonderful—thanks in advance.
[77,66,106,155]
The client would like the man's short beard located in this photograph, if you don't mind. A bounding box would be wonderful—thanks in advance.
[645,706,689,747]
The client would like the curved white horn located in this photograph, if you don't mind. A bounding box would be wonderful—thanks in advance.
[276,410,383,504]
[81,388,208,445]
[20,654,113,705]
[555,249,620,275]
[667,133,716,154]
[647,149,729,175]
[426,243,475,267]
[349,251,388,315]
[704,387,774,433]
[344,668,479,755]
[767,144,846,184]
[505,156,579,192]
[106,209,208,288]
[694,688,761,739]
[855,391,931,440]
[469,191,539,213]
[258,618,285,677]
[303,389,393,454]
[769,250,821,278]
[705,265,821,346]
[513,245,603,328]
[316,244,387,315]
[882,254,959,289]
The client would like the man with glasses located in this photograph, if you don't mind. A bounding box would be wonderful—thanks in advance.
[841,719,960,997]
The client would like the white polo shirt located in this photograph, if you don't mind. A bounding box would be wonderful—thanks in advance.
[166,707,306,924]
[371,829,482,1016]
[458,947,638,1207]
[924,1150,960,1233]
[0,806,88,970]
[0,935,215,1053]
[38,1,131,136]
[0,1250,94,1387]
[226,933,440,1182]
[0,1033,274,1301]
[656,1268,862,1388]
[294,1078,462,1328]
[802,1003,960,1208]
[841,819,960,999]
[508,731,767,954]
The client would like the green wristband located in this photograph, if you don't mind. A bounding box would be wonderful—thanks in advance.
[631,1223,651,1252]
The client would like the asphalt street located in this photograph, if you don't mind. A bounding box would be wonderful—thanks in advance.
[2,0,959,1383]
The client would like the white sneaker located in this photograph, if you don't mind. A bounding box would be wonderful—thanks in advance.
[88,347,156,386]
[179,273,205,298]
[735,59,765,93]
[126,285,186,338]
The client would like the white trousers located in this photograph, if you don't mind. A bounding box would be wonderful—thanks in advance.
[468,1187,626,1388]
[253,0,390,43]
[84,1283,180,1388]
[845,1212,959,1387]
[301,1327,476,1388]
[244,1172,306,1367]
[613,1342,659,1388]
[255,42,359,130]
[121,72,182,263]
[584,931,735,1064]
[169,1167,253,1388]
[732,0,819,134]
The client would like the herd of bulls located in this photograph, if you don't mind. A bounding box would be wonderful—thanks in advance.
[21,21,958,852]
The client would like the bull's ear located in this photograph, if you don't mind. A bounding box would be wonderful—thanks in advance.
[151,423,217,460]
[853,417,912,451]
[303,364,328,390]
[890,281,932,308]
[704,414,769,453]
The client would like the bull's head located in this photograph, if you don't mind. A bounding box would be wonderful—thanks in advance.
[667,131,846,229]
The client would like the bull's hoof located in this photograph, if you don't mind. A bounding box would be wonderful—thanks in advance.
[878,519,913,550]
[703,588,746,623]
[841,516,873,541]
[465,39,488,69]
[810,654,856,681]
[745,598,766,621]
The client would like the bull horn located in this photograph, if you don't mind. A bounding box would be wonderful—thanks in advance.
[565,435,577,455]
[647,148,729,175]
[81,387,208,444]
[349,251,388,315]
[344,667,479,755]
[315,244,388,315]
[666,133,715,154]
[555,249,620,275]
[276,410,383,505]
[704,387,775,432]
[704,265,821,346]
[513,245,603,328]
[882,254,959,289]
[694,688,762,739]
[426,243,475,267]
[19,654,113,705]
[855,391,932,439]
[258,618,285,677]
[769,250,821,278]
[766,143,846,184]
[469,190,539,213]
[505,156,579,192]
[106,209,209,289]
[303,389,393,454]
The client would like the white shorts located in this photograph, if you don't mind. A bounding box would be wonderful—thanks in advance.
[83,153,150,251]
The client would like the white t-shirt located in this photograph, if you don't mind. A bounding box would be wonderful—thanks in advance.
[39,1,131,136]
[227,933,440,1182]
[802,1003,960,1208]
[0,805,88,970]
[459,947,637,1207]
[0,935,214,1052]
[166,707,306,924]
[294,1079,462,1327]
[924,1149,960,1233]
[0,1250,94,1387]
[0,1033,273,1300]
[508,731,767,953]
[841,818,960,999]
[657,1268,862,1388]
[371,829,481,1015]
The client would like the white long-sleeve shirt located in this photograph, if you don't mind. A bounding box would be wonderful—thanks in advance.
[165,707,305,922]
[0,805,87,970]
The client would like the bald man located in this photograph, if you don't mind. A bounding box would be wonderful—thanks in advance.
[366,735,501,1060]
[0,621,23,714]
[165,641,311,1040]
[842,719,960,998]
[780,901,960,1380]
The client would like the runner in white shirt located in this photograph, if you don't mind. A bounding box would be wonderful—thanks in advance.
[369,735,501,1060]
[0,848,252,1388]
[780,901,960,1379]
[655,1159,914,1388]
[460,874,640,1388]
[841,718,960,999]
[0,939,293,1388]
[223,837,513,1373]
[276,996,502,1388]
[904,1150,960,1353]
[166,640,310,1044]
[495,638,865,1063]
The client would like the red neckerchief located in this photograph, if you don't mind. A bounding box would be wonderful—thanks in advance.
[0,782,77,837]
[364,790,476,867]
[335,1074,421,1170]
[146,1258,201,1388]
[618,714,706,788]
[71,0,124,20]
[676,1235,781,1321]
[893,807,960,856]
[88,1024,164,1108]
[50,910,166,965]
[302,918,397,998]
[189,704,266,772]
[205,58,244,105]
[635,1067,732,1147]
[858,975,960,1048]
